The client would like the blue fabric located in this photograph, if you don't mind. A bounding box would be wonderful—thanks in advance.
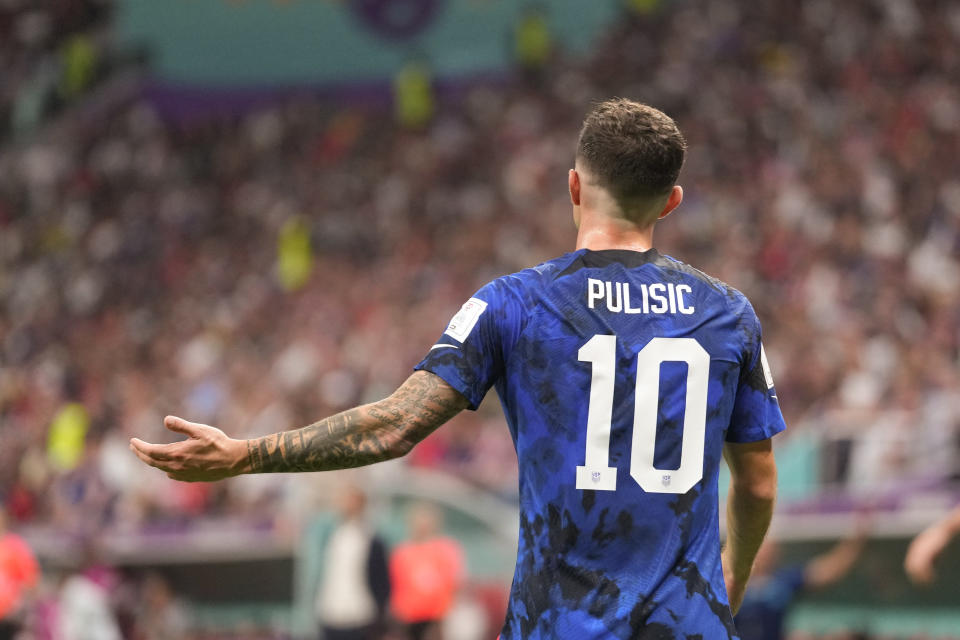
[734,566,806,640]
[416,249,787,639]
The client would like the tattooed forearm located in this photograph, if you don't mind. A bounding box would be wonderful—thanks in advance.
[244,371,468,473]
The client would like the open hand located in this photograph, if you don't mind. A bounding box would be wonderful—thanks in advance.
[130,416,248,482]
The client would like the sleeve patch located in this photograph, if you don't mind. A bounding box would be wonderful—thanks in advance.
[443,297,488,343]
[760,344,775,389]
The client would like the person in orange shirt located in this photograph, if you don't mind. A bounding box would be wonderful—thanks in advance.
[389,503,463,640]
[0,510,39,640]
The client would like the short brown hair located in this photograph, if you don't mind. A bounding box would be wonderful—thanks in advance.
[576,99,686,219]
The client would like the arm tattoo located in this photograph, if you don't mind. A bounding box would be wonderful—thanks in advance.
[245,371,468,473]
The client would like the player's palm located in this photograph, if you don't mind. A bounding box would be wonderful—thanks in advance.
[130,416,246,482]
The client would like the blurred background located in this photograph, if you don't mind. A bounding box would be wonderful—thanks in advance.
[2,0,960,638]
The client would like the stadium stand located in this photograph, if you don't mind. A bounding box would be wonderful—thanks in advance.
[2,0,960,637]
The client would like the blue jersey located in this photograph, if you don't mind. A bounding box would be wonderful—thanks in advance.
[416,248,786,640]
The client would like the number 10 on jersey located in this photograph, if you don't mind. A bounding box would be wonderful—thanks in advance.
[576,335,709,495]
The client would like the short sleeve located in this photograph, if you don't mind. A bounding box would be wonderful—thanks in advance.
[726,312,787,443]
[414,277,525,410]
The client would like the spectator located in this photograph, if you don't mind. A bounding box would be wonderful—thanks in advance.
[393,59,434,130]
[0,510,39,640]
[389,504,463,640]
[514,5,552,78]
[316,486,391,640]
[134,573,191,640]
[57,552,122,640]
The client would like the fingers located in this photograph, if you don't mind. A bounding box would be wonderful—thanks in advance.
[130,417,235,482]
[130,438,174,461]
[129,440,174,471]
[127,439,189,477]
[165,415,201,437]
[129,444,195,482]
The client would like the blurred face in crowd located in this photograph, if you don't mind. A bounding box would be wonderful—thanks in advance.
[337,486,368,521]
[142,573,174,610]
[408,503,442,542]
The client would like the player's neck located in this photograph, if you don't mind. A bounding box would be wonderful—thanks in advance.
[575,211,656,253]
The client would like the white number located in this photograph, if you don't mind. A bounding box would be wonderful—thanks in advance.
[576,335,710,494]
[575,335,619,491]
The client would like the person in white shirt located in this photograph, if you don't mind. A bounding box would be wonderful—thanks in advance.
[316,486,390,640]
[57,564,122,640]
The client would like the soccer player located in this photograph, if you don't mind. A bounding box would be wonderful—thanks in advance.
[131,99,784,639]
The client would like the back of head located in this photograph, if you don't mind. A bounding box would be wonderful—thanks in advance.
[576,98,687,225]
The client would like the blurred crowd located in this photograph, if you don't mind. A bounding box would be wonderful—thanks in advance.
[1,0,960,632]
[0,508,189,640]
[2,0,960,531]
[0,488,484,640]
[0,0,112,142]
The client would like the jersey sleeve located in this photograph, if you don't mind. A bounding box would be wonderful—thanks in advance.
[726,310,787,443]
[414,277,525,410]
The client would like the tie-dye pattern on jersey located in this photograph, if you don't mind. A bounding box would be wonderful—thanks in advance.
[416,248,786,640]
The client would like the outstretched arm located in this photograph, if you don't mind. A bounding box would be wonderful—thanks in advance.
[130,370,469,482]
[803,518,869,591]
[905,505,960,585]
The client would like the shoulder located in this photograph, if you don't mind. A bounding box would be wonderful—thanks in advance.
[652,252,745,301]
[654,252,759,322]
[508,252,581,286]
[477,252,582,306]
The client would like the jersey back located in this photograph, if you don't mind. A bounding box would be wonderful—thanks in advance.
[416,248,786,640]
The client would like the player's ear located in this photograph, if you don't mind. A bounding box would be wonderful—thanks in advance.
[657,185,683,220]
[569,169,581,206]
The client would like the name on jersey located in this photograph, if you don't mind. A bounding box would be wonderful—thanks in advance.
[587,278,695,315]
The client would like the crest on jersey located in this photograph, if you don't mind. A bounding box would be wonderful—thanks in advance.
[662,475,671,487]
